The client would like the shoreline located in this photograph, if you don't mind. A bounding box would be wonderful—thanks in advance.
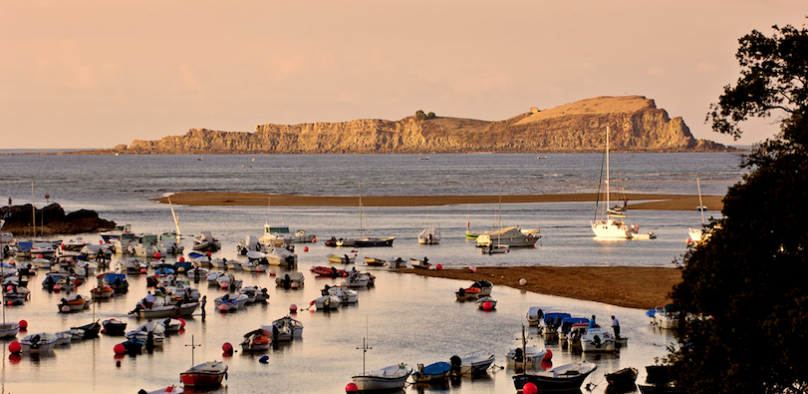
[154,191,724,210]
[397,266,682,310]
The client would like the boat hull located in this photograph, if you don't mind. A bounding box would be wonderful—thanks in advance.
[136,303,198,318]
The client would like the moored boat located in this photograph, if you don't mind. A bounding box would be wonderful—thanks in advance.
[180,361,228,388]
[102,318,128,335]
[451,354,495,375]
[240,328,271,353]
[410,257,432,269]
[513,362,597,392]
[363,257,387,267]
[352,364,413,391]
[20,332,59,353]
[327,253,355,264]
[412,361,451,383]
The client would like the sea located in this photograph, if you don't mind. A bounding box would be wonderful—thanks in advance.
[0,152,745,394]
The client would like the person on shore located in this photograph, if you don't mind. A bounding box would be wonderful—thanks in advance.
[589,314,597,329]
[611,315,621,339]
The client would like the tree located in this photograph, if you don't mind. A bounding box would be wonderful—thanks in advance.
[427,111,436,119]
[668,22,808,394]
[415,110,427,121]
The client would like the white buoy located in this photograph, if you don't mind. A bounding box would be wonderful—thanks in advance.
[519,278,527,286]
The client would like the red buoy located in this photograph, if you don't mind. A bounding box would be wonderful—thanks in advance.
[483,301,493,310]
[9,341,21,354]
[222,342,233,353]
[303,246,309,252]
[154,252,161,259]
[312,237,317,243]
[290,304,297,313]
[18,320,28,330]
[99,240,104,245]
[436,264,443,271]
[219,304,228,312]
[114,343,125,354]
[178,318,186,328]
[523,382,538,394]
[345,382,358,393]
[179,257,185,262]
[543,349,553,361]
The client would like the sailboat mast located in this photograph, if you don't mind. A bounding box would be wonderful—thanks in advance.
[31,181,35,237]
[606,126,611,212]
[359,181,363,237]
[697,178,706,225]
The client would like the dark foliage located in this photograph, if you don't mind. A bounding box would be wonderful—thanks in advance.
[670,21,808,394]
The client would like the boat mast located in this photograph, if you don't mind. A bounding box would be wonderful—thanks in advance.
[1,220,6,325]
[357,316,371,374]
[521,324,527,372]
[697,178,706,225]
[186,335,201,368]
[31,181,35,237]
[168,197,181,243]
[606,126,611,215]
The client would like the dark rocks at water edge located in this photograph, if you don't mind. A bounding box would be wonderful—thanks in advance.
[1,203,115,236]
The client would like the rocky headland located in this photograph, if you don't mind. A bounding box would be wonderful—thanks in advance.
[80,96,732,155]
[1,204,116,236]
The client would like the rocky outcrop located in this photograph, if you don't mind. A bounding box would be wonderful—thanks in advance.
[106,96,732,154]
[1,204,115,236]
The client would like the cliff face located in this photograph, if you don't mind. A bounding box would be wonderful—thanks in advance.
[119,96,730,154]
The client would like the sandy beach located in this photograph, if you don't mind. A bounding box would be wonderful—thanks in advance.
[155,191,724,211]
[397,266,682,310]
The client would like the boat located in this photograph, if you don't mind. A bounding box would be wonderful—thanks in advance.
[455,286,482,301]
[341,181,396,247]
[239,286,269,304]
[451,354,495,375]
[132,302,199,318]
[417,227,440,245]
[20,332,59,353]
[311,295,341,311]
[58,294,88,312]
[264,247,298,268]
[540,312,572,336]
[262,315,304,341]
[0,257,20,338]
[363,257,387,267]
[131,234,168,257]
[605,366,639,387]
[470,280,493,296]
[653,304,680,329]
[260,223,293,247]
[410,257,432,270]
[343,269,371,288]
[476,226,538,248]
[324,284,358,303]
[352,335,412,391]
[580,326,617,352]
[181,361,228,388]
[558,317,591,340]
[63,237,88,251]
[126,320,166,347]
[688,179,712,245]
[236,235,266,256]
[513,362,598,392]
[216,273,242,291]
[102,318,128,335]
[389,257,407,269]
[120,337,145,354]
[327,253,355,264]
[144,385,184,394]
[506,346,548,367]
[206,271,227,286]
[240,260,267,272]
[214,294,249,310]
[310,265,347,278]
[90,283,115,300]
[192,231,221,252]
[71,320,101,339]
[482,244,509,254]
[591,126,639,240]
[412,361,451,383]
[100,223,133,243]
[159,317,184,332]
[476,296,497,310]
[275,271,305,289]
[118,257,146,274]
[292,229,316,243]
[240,328,271,353]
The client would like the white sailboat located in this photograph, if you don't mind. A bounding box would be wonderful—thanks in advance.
[591,126,637,240]
[338,181,395,247]
[688,178,711,244]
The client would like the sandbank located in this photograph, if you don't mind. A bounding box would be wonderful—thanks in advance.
[155,192,723,211]
[397,266,682,310]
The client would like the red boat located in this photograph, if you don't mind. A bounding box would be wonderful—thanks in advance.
[310,266,348,278]
[180,361,228,387]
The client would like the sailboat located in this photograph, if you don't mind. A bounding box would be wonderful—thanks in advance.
[591,126,638,240]
[338,181,395,247]
[0,220,20,338]
[688,178,710,244]
[351,324,412,391]
[476,183,536,251]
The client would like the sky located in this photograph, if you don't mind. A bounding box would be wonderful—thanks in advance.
[1,0,805,149]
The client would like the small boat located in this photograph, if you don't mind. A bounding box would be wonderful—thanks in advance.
[455,286,482,301]
[389,257,407,269]
[310,266,347,278]
[311,295,341,311]
[275,271,305,289]
[262,315,304,341]
[0,321,20,338]
[63,237,88,252]
[540,311,572,336]
[240,260,267,272]
[417,227,440,245]
[133,302,199,318]
[206,271,227,285]
[325,285,358,303]
[214,294,249,310]
[352,364,413,391]
[120,337,145,354]
[513,362,598,392]
[102,319,128,335]
[482,244,509,254]
[159,317,184,332]
[580,326,617,352]
[527,306,551,326]
[470,280,493,296]
[412,361,451,383]
[144,385,184,394]
[216,274,242,291]
[363,257,387,267]
[451,354,495,375]
[344,270,371,288]
[58,294,88,312]
[292,229,316,243]
[476,226,538,248]
[91,284,115,300]
[20,332,59,353]
[591,127,638,240]
[102,273,130,294]
[327,253,355,264]
[506,346,548,366]
[240,286,269,304]
[477,296,497,310]
[180,361,228,388]
[240,328,271,353]
[410,257,432,270]
[192,231,221,252]
[126,320,166,347]
[605,366,639,387]
[54,330,74,346]
[119,257,146,274]
[100,223,133,243]
[72,320,101,339]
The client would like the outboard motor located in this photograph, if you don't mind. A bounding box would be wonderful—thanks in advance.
[449,355,462,375]
[514,347,524,363]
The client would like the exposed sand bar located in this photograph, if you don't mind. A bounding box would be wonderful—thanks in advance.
[397,266,682,310]
[155,192,723,211]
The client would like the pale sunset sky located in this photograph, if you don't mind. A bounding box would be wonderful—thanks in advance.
[1,1,804,149]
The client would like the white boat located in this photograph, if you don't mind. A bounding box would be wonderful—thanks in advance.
[481,244,509,254]
[457,354,495,375]
[580,326,616,352]
[132,302,199,318]
[312,295,341,311]
[209,258,228,269]
[20,332,59,353]
[145,385,184,394]
[100,223,133,242]
[343,270,371,288]
[418,227,441,245]
[506,346,547,366]
[236,235,266,256]
[1,257,21,337]
[158,317,184,332]
[292,229,316,243]
[476,296,497,310]
[275,271,305,288]
[526,307,552,326]
[327,253,355,264]
[58,294,88,312]
[216,274,242,290]
[126,320,166,347]
[326,285,358,303]
[63,237,88,251]
[132,234,168,257]
[262,315,304,341]
[241,260,267,272]
[118,257,146,273]
[31,242,56,259]
[239,286,269,304]
[225,259,242,270]
[476,226,538,248]
[259,223,293,247]
[591,126,638,240]
[206,271,227,285]
[688,178,711,244]
[352,364,413,391]
[192,231,221,252]
[265,247,297,267]
[214,294,249,309]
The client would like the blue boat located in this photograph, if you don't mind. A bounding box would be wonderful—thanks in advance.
[412,361,451,383]
[104,273,129,293]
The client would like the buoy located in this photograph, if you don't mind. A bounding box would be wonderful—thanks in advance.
[309,266,316,272]
[6,301,10,306]
[18,320,27,330]
[523,382,538,394]
[686,238,692,244]
[219,304,228,312]
[113,343,125,354]
[541,360,553,370]
[519,278,527,286]
[291,283,299,289]
[220,283,228,289]
[345,382,358,393]
[309,301,315,306]
[290,304,297,313]
[206,252,212,257]
[269,269,277,276]
[469,266,477,273]
[140,268,147,274]
[154,252,161,259]
[53,285,61,291]
[5,286,11,292]
[9,341,21,354]
[178,318,186,328]
[99,240,103,245]
[312,237,317,243]
[179,257,185,262]
[222,342,233,353]
[75,279,81,286]
[259,355,269,363]
[61,305,71,313]
[483,301,493,310]
[543,349,553,361]
[435,264,443,271]
[303,246,309,252]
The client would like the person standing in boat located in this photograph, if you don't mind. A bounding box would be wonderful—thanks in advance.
[589,314,597,329]
[145,291,155,309]
[611,315,621,339]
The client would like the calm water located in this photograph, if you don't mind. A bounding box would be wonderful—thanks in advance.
[0,153,739,393]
